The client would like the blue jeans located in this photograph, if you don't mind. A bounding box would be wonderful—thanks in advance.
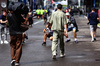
[67,27,76,32]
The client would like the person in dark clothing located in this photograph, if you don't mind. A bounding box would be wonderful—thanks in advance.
[69,9,74,16]
[0,10,8,44]
[43,10,47,25]
[47,8,50,16]
[27,9,34,26]
[7,6,26,65]
[88,8,99,42]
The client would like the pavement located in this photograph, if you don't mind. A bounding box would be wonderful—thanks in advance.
[1,15,100,66]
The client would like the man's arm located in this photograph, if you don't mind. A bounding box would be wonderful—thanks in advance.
[64,14,68,35]
[43,24,49,33]
[0,15,8,23]
[0,20,8,23]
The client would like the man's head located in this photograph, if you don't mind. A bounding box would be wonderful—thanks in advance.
[8,4,14,13]
[2,10,7,16]
[57,4,62,10]
[91,8,95,12]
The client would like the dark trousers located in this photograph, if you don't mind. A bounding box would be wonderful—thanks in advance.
[10,34,22,63]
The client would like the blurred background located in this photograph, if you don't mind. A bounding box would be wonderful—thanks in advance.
[0,0,100,15]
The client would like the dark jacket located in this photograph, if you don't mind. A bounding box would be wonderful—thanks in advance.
[7,13,25,35]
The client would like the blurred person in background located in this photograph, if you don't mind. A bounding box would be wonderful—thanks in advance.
[36,9,41,19]
[88,8,99,42]
[0,10,8,44]
[43,9,48,25]
[69,9,74,16]
[40,8,44,19]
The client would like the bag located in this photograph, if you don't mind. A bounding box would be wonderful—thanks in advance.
[20,23,29,32]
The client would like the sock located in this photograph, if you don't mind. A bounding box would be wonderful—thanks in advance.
[67,38,70,40]
[92,38,94,40]
[75,38,77,41]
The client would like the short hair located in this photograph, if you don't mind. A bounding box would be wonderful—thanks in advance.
[8,5,13,11]
[92,8,95,11]
[57,4,62,10]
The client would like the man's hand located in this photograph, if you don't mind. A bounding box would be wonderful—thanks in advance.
[64,30,68,35]
[43,23,49,33]
[5,20,8,23]
[43,29,46,33]
[97,18,99,20]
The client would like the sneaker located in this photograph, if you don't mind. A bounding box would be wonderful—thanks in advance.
[60,54,65,58]
[94,38,96,41]
[0,40,3,44]
[75,40,78,43]
[2,34,5,36]
[11,60,15,65]
[91,39,94,42]
[22,41,25,44]
[25,35,28,39]
[29,25,32,27]
[15,62,20,66]
[65,39,70,42]
[42,42,46,45]
[4,40,9,44]
[52,55,56,59]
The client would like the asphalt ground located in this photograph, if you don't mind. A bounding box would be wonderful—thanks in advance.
[1,15,100,66]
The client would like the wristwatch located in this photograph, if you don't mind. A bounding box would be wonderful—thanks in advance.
[1,2,7,8]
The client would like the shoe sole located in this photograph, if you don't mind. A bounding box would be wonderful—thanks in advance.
[11,61,15,65]
[66,40,71,42]
[60,54,65,58]
[60,56,65,58]
[75,42,78,43]
[15,63,19,66]
[52,55,56,59]
[91,40,94,42]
